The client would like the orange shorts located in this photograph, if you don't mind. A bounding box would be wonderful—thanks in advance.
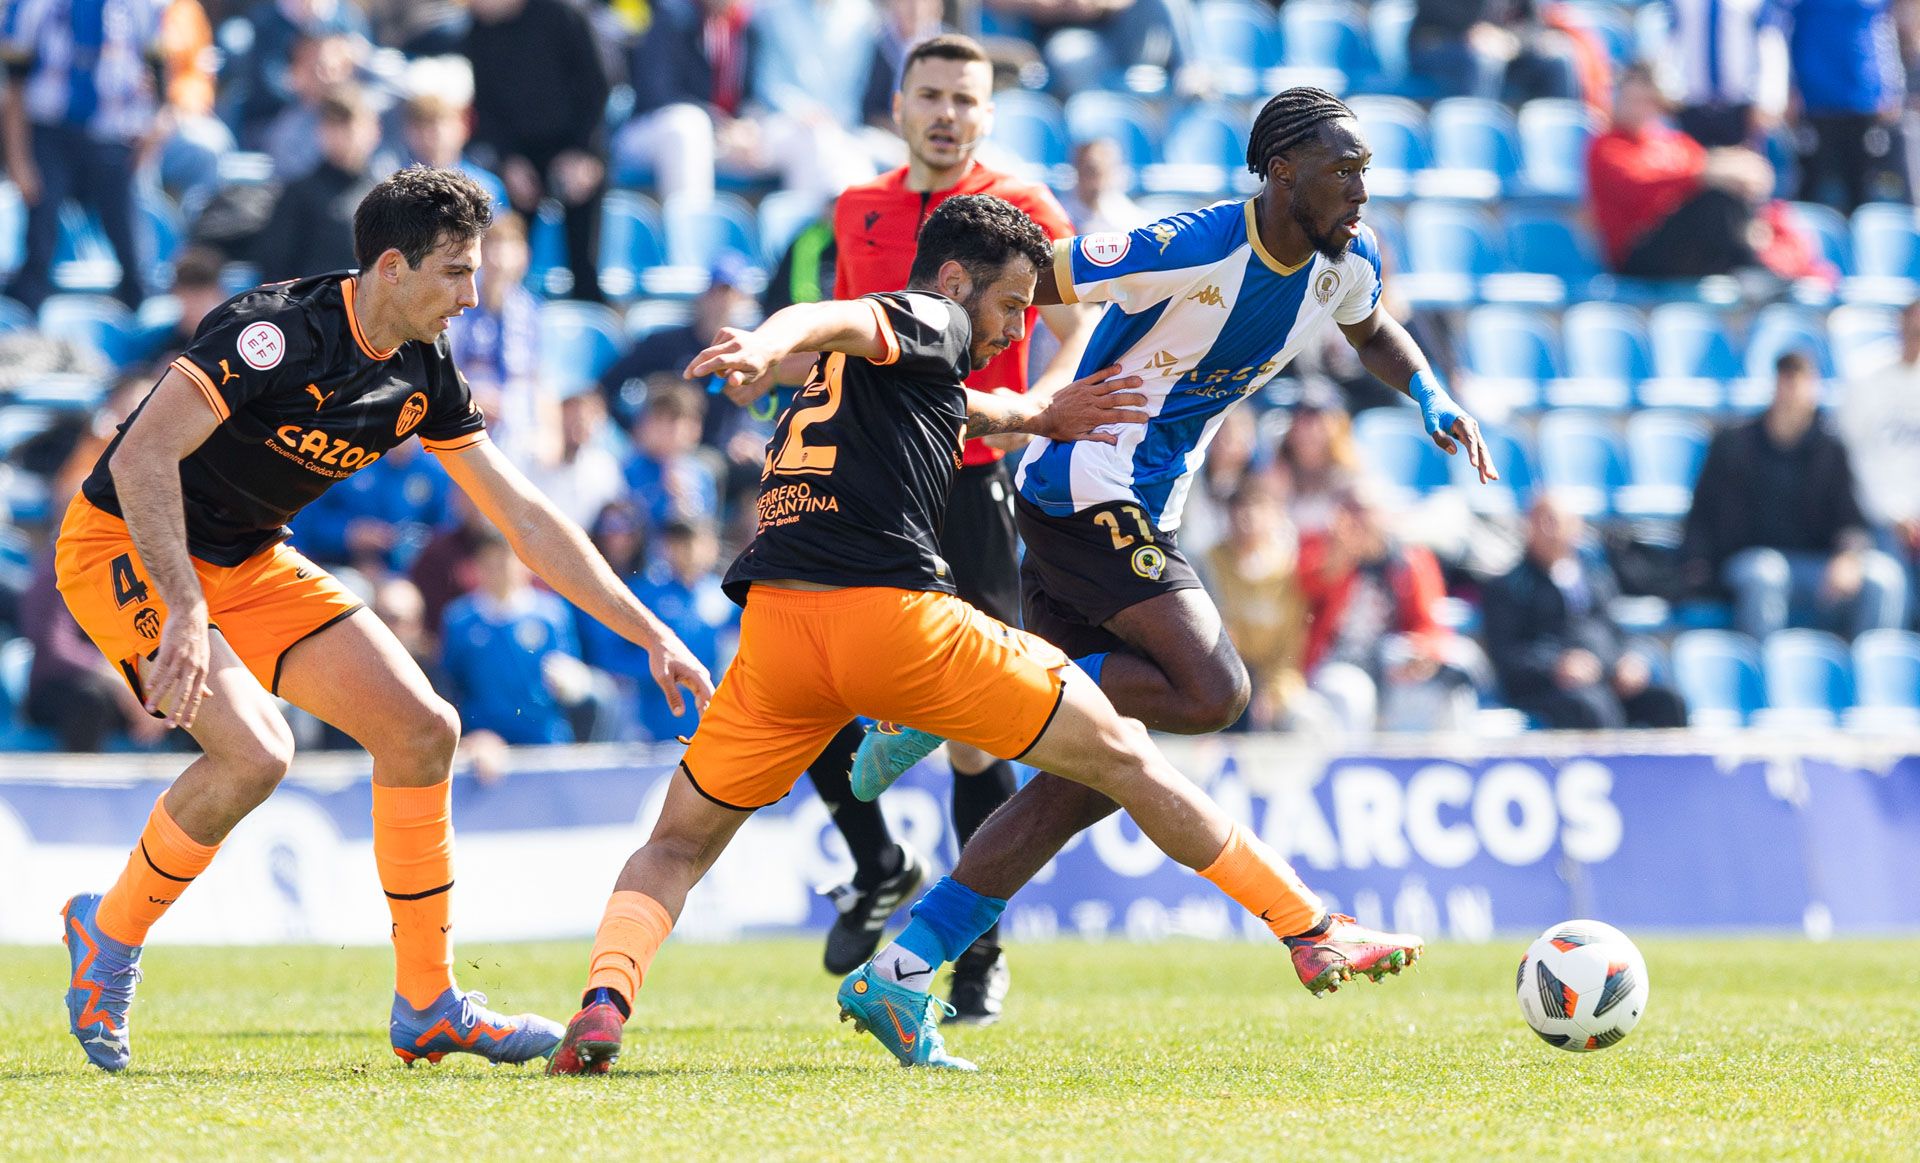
[55,498,362,697]
[681,585,1072,810]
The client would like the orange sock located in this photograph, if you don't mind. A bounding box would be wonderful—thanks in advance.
[585,891,675,1009]
[96,794,219,946]
[373,782,456,1009]
[1198,823,1325,940]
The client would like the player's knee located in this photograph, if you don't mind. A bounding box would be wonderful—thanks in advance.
[1168,662,1251,734]
[1080,716,1156,793]
[416,697,461,766]
[373,696,461,773]
[224,720,295,798]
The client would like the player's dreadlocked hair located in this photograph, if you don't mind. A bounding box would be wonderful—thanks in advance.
[908,194,1053,290]
[1245,87,1355,178]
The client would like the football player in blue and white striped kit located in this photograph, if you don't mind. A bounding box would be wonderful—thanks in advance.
[843,89,1500,1036]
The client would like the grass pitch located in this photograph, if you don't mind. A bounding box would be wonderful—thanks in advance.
[2,935,1917,1160]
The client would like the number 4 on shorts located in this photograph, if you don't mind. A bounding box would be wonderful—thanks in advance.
[110,553,151,608]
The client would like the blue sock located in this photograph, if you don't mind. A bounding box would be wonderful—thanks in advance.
[1073,652,1108,687]
[891,877,1007,970]
[585,985,632,1018]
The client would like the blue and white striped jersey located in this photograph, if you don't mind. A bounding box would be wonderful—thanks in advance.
[0,0,163,142]
[1014,198,1382,531]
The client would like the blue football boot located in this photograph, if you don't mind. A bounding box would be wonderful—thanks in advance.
[849,722,945,802]
[389,987,563,1066]
[836,963,976,1070]
[61,893,141,1072]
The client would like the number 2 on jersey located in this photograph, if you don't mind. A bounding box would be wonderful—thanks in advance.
[1092,505,1155,551]
[769,356,844,476]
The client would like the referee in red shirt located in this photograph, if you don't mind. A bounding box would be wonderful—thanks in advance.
[806,34,1094,1024]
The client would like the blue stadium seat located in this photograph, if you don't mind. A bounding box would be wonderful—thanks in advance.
[1452,424,1537,513]
[1063,92,1160,172]
[1846,202,1920,304]
[662,194,760,273]
[1194,0,1282,96]
[1827,303,1898,380]
[136,188,183,288]
[527,199,571,297]
[1368,0,1424,95]
[1346,95,1430,199]
[1617,409,1710,518]
[0,181,23,273]
[1562,301,1652,391]
[1740,304,1833,409]
[1760,629,1854,727]
[1671,629,1765,729]
[1503,211,1604,305]
[596,191,666,299]
[1536,410,1627,516]
[1785,201,1853,278]
[1352,405,1450,498]
[1850,629,1920,728]
[1644,302,1738,410]
[755,189,827,269]
[1278,0,1378,92]
[0,295,33,333]
[1146,103,1245,194]
[1422,98,1523,200]
[1399,201,1503,307]
[1516,99,1599,200]
[624,298,693,341]
[0,404,57,457]
[537,300,625,396]
[38,294,137,365]
[988,90,1071,180]
[1464,304,1561,411]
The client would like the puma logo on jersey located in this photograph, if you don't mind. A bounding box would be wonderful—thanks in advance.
[305,384,336,411]
[217,359,240,385]
[1187,284,1225,308]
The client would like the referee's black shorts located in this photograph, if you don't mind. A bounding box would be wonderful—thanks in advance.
[940,459,1022,626]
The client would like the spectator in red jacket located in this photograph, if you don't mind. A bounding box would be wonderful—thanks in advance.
[1298,478,1485,734]
[1587,63,1775,278]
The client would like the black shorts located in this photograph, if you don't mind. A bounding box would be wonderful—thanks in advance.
[1015,495,1203,659]
[941,460,1022,625]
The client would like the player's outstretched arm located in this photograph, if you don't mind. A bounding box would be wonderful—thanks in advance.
[436,440,714,716]
[107,369,224,727]
[687,301,891,394]
[1338,306,1499,484]
[964,364,1148,445]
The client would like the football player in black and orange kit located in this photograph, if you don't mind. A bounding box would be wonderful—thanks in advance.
[54,167,713,1073]
[546,196,1412,1078]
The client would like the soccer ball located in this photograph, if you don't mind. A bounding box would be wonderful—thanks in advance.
[1515,919,1649,1052]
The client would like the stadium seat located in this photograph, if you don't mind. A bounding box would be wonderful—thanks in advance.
[1145,103,1245,194]
[0,295,33,333]
[1516,99,1599,200]
[1368,0,1417,90]
[1671,629,1765,729]
[1063,92,1160,172]
[1785,201,1853,278]
[527,199,571,297]
[1618,409,1710,519]
[1278,0,1378,93]
[661,194,760,275]
[1398,201,1503,308]
[537,300,625,397]
[1535,410,1627,516]
[0,181,23,274]
[1560,301,1650,409]
[1501,211,1604,307]
[1463,304,1561,411]
[755,189,826,270]
[1846,201,1920,303]
[625,298,693,340]
[1759,629,1854,727]
[1352,405,1450,499]
[1346,95,1430,199]
[1739,304,1833,409]
[1194,0,1282,96]
[0,404,56,457]
[988,90,1071,181]
[594,191,666,300]
[1826,303,1898,380]
[1849,629,1920,729]
[38,293,138,366]
[1421,98,1523,200]
[136,188,183,288]
[1644,302,1739,410]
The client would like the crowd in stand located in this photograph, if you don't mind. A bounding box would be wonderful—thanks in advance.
[2,0,1920,754]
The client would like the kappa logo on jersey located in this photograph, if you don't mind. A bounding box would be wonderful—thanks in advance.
[1187,284,1225,308]
[1315,269,1341,305]
[238,321,286,370]
[395,391,430,437]
[217,359,241,386]
[1081,232,1131,267]
[1151,221,1179,254]
[1130,544,1168,581]
[132,606,160,640]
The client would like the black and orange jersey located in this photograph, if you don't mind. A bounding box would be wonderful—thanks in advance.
[722,291,974,603]
[81,272,487,566]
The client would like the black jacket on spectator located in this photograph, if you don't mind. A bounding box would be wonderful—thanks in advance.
[629,0,758,118]
[1681,416,1870,586]
[255,163,379,282]
[464,0,610,165]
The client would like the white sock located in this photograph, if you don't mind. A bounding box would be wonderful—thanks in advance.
[871,942,935,989]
